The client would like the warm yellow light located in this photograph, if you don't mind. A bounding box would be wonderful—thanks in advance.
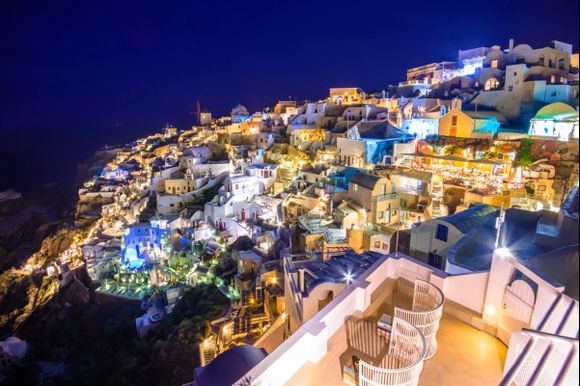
[485,304,496,316]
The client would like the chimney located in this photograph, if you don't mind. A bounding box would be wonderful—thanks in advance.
[508,38,514,52]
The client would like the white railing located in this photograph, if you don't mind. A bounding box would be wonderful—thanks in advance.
[358,317,426,386]
[394,279,445,359]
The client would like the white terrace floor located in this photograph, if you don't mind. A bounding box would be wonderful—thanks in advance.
[285,312,507,386]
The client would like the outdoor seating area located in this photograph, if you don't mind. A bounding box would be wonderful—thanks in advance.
[342,317,426,386]
[338,277,445,385]
[284,310,507,386]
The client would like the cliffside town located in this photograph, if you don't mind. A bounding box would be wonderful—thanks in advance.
[1,38,579,386]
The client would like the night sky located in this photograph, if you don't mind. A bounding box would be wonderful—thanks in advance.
[0,0,578,189]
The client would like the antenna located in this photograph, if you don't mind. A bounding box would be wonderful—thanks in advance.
[494,203,505,249]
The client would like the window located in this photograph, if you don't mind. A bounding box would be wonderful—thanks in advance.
[378,211,384,219]
[539,56,544,66]
[451,115,458,126]
[435,224,449,242]
[491,59,498,68]
[550,75,556,84]
[374,241,381,248]
[513,71,517,76]
[558,58,565,70]
[484,78,499,91]
[508,86,514,92]
[428,253,443,269]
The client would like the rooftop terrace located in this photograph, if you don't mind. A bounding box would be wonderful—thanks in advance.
[285,312,506,386]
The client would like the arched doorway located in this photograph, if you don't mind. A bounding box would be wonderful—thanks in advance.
[497,278,536,344]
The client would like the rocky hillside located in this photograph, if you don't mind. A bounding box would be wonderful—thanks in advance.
[0,145,229,386]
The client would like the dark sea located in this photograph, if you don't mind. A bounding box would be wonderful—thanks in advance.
[0,127,154,192]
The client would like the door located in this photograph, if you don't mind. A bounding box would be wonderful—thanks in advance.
[498,279,535,344]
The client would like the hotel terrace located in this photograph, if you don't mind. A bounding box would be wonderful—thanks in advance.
[237,247,578,386]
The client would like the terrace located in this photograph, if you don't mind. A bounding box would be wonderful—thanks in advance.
[284,275,504,386]
[243,253,509,386]
[285,312,505,386]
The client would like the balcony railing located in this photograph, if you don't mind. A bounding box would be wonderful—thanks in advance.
[357,317,426,386]
[393,279,445,359]
[372,193,399,202]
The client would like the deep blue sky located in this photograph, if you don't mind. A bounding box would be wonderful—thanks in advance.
[0,0,578,189]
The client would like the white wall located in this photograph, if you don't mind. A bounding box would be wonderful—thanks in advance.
[443,271,489,313]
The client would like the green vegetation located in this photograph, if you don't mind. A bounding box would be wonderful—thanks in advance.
[5,283,228,386]
[516,138,534,167]
[103,284,228,386]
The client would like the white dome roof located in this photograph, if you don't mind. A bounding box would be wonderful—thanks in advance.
[231,104,249,115]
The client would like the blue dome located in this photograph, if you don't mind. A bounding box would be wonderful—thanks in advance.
[194,345,267,386]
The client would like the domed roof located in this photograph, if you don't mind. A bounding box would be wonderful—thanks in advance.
[231,104,249,115]
[194,345,267,386]
[535,102,578,121]
[511,44,533,56]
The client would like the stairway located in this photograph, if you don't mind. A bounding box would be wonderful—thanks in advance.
[500,329,578,386]
[537,293,579,339]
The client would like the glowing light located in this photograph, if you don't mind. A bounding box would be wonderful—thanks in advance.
[485,304,496,316]
[494,247,512,258]
[345,272,354,284]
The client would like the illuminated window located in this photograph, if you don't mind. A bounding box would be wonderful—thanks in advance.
[484,78,500,91]
[550,75,556,84]
[435,224,449,242]
[491,59,498,68]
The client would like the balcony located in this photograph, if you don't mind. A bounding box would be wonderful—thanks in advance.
[242,254,507,386]
[371,193,399,203]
